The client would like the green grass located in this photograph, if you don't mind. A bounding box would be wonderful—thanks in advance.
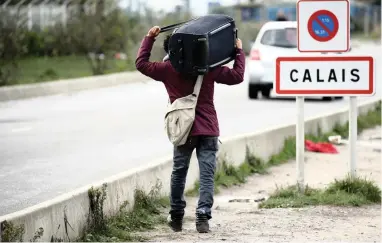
[259,175,381,208]
[81,183,169,242]
[268,137,296,166]
[8,55,135,86]
[352,32,381,41]
[305,101,381,143]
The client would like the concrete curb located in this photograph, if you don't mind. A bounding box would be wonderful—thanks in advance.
[0,71,150,102]
[0,98,380,241]
[0,59,237,102]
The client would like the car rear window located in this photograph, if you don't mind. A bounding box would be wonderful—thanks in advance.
[260,28,297,48]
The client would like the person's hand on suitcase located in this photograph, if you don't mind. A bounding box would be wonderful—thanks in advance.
[147,26,161,37]
[236,38,242,49]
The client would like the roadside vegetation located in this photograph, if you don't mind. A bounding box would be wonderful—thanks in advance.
[12,56,134,85]
[305,101,381,143]
[0,1,184,86]
[80,100,380,241]
[80,182,169,242]
[2,102,380,242]
[2,0,378,87]
[0,1,262,87]
[352,25,381,41]
[259,175,381,208]
[186,101,381,197]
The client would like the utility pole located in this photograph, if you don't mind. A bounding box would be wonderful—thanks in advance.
[183,0,190,18]
[185,0,190,13]
[128,0,132,13]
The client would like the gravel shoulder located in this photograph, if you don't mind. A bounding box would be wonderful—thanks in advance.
[143,126,381,242]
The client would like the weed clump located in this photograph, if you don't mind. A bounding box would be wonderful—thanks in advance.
[87,183,107,232]
[326,175,381,203]
[259,175,381,208]
[0,221,25,242]
[82,181,168,242]
[268,137,296,166]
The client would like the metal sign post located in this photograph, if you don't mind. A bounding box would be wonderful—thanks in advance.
[296,96,305,192]
[349,96,358,177]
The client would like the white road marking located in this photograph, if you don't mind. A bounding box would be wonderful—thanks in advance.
[11,127,32,133]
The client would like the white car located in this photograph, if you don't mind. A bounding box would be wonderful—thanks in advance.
[247,21,349,100]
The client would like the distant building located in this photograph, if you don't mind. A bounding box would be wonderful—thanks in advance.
[232,0,380,23]
[208,1,221,14]
[235,1,297,22]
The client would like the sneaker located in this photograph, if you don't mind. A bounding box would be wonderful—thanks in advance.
[167,214,183,232]
[195,213,209,233]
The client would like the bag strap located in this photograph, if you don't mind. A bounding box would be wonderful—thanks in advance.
[166,75,203,106]
[192,75,204,97]
[159,18,196,33]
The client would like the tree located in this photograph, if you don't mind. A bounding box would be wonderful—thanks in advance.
[67,0,130,75]
[0,9,27,86]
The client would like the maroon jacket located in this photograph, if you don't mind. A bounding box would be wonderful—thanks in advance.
[135,36,245,137]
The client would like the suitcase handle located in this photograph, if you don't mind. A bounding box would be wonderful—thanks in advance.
[159,18,196,33]
[234,28,238,49]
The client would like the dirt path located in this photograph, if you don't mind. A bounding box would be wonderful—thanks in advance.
[144,127,381,242]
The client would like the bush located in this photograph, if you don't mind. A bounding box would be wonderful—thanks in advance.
[0,9,27,86]
[67,2,133,75]
[23,31,45,56]
[22,23,77,57]
[370,24,381,40]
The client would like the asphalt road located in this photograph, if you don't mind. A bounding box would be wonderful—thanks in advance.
[0,43,381,216]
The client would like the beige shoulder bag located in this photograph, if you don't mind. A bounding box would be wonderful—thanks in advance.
[164,75,203,146]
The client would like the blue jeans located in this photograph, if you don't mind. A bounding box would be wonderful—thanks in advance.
[169,136,218,220]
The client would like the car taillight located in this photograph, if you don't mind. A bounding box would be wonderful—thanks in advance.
[250,49,260,60]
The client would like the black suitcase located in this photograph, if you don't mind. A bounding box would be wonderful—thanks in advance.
[161,14,237,75]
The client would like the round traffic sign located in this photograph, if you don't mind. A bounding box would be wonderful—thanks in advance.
[307,10,339,42]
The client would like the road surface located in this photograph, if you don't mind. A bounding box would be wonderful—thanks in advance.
[0,43,380,216]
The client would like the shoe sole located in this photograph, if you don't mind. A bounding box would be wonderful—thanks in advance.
[197,230,209,233]
[196,225,209,233]
[168,215,183,232]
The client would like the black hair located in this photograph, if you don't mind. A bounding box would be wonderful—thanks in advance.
[276,16,288,21]
[163,34,171,53]
[163,33,197,82]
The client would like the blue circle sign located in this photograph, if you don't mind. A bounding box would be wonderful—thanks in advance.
[308,10,339,42]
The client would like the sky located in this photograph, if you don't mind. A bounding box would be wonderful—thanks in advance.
[119,0,239,16]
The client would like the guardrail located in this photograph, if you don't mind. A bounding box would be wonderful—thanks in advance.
[0,97,379,242]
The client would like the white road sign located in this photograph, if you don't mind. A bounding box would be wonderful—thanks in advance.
[275,56,375,96]
[297,0,350,52]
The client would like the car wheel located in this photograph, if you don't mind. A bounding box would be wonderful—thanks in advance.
[261,88,271,98]
[248,84,259,99]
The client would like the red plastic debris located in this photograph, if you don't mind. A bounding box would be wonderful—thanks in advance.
[305,140,339,154]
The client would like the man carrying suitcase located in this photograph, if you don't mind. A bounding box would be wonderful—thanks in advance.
[135,26,245,233]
